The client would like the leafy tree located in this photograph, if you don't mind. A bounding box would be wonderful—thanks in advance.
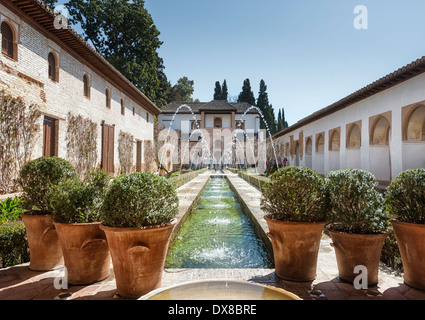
[42,0,58,9]
[65,0,170,107]
[170,77,195,102]
[237,79,255,105]
[214,81,222,100]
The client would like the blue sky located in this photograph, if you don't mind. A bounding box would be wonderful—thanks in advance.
[58,0,425,126]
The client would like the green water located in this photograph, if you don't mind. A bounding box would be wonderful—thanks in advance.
[165,177,274,268]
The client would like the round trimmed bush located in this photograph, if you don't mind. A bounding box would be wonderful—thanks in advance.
[325,169,389,234]
[100,172,179,228]
[386,168,425,224]
[19,157,78,214]
[260,166,327,222]
[49,169,111,224]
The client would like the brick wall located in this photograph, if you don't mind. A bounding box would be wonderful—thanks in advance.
[0,3,155,175]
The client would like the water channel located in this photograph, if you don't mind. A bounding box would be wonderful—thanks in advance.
[165,176,274,269]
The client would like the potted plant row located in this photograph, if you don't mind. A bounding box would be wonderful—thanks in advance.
[48,169,111,285]
[19,157,78,271]
[261,167,390,286]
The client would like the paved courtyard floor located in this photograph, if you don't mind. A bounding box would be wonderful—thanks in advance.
[1,171,424,301]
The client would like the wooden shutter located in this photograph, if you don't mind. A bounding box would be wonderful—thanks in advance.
[43,117,57,157]
[102,123,115,173]
[1,22,14,59]
[136,140,142,172]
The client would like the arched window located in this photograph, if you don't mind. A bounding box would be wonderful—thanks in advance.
[371,116,390,145]
[316,134,325,153]
[48,52,58,82]
[1,22,16,60]
[105,88,111,108]
[214,117,222,128]
[329,130,340,151]
[83,74,90,98]
[305,138,312,155]
[347,124,361,149]
[121,98,125,115]
[404,105,425,141]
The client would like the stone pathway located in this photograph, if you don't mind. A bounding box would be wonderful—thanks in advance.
[1,170,425,300]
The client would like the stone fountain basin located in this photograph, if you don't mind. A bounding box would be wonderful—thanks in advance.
[139,280,302,300]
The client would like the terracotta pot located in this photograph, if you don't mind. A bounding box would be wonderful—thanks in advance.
[100,220,176,299]
[391,220,425,291]
[328,230,387,286]
[265,216,326,282]
[54,222,110,285]
[20,214,63,271]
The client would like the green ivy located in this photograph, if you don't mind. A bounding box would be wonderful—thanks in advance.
[260,166,327,222]
[386,168,425,224]
[325,169,389,234]
[101,172,179,228]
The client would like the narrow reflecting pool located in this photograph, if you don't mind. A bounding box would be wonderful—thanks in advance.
[165,177,273,268]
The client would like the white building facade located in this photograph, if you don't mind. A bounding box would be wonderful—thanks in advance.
[273,56,425,186]
[0,0,160,177]
[158,100,263,169]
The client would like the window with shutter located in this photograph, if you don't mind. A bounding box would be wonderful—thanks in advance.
[48,52,58,81]
[83,74,90,98]
[1,22,15,59]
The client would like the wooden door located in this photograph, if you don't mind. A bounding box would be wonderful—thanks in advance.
[136,140,142,172]
[43,117,57,157]
[102,124,115,173]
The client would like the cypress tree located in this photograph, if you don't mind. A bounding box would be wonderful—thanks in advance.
[237,79,256,105]
[214,81,222,100]
[221,80,228,101]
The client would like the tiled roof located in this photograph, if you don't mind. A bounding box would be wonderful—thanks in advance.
[161,100,257,114]
[6,0,161,115]
[274,55,425,139]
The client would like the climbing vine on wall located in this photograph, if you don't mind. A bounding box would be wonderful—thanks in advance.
[144,140,154,172]
[66,112,98,179]
[118,130,134,174]
[0,90,40,194]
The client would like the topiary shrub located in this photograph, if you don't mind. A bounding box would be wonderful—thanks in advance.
[18,157,78,214]
[260,166,327,222]
[325,169,389,234]
[49,169,111,224]
[0,221,29,268]
[385,168,425,224]
[100,172,179,228]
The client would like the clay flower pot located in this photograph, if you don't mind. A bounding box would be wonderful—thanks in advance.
[54,222,110,285]
[100,220,176,299]
[265,216,326,282]
[328,230,387,286]
[20,214,63,271]
[391,220,425,291]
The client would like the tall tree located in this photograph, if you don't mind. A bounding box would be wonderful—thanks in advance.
[281,108,289,128]
[214,81,222,100]
[221,79,228,101]
[42,0,58,9]
[237,79,255,105]
[256,80,270,131]
[277,109,284,132]
[65,0,169,107]
[170,77,195,102]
